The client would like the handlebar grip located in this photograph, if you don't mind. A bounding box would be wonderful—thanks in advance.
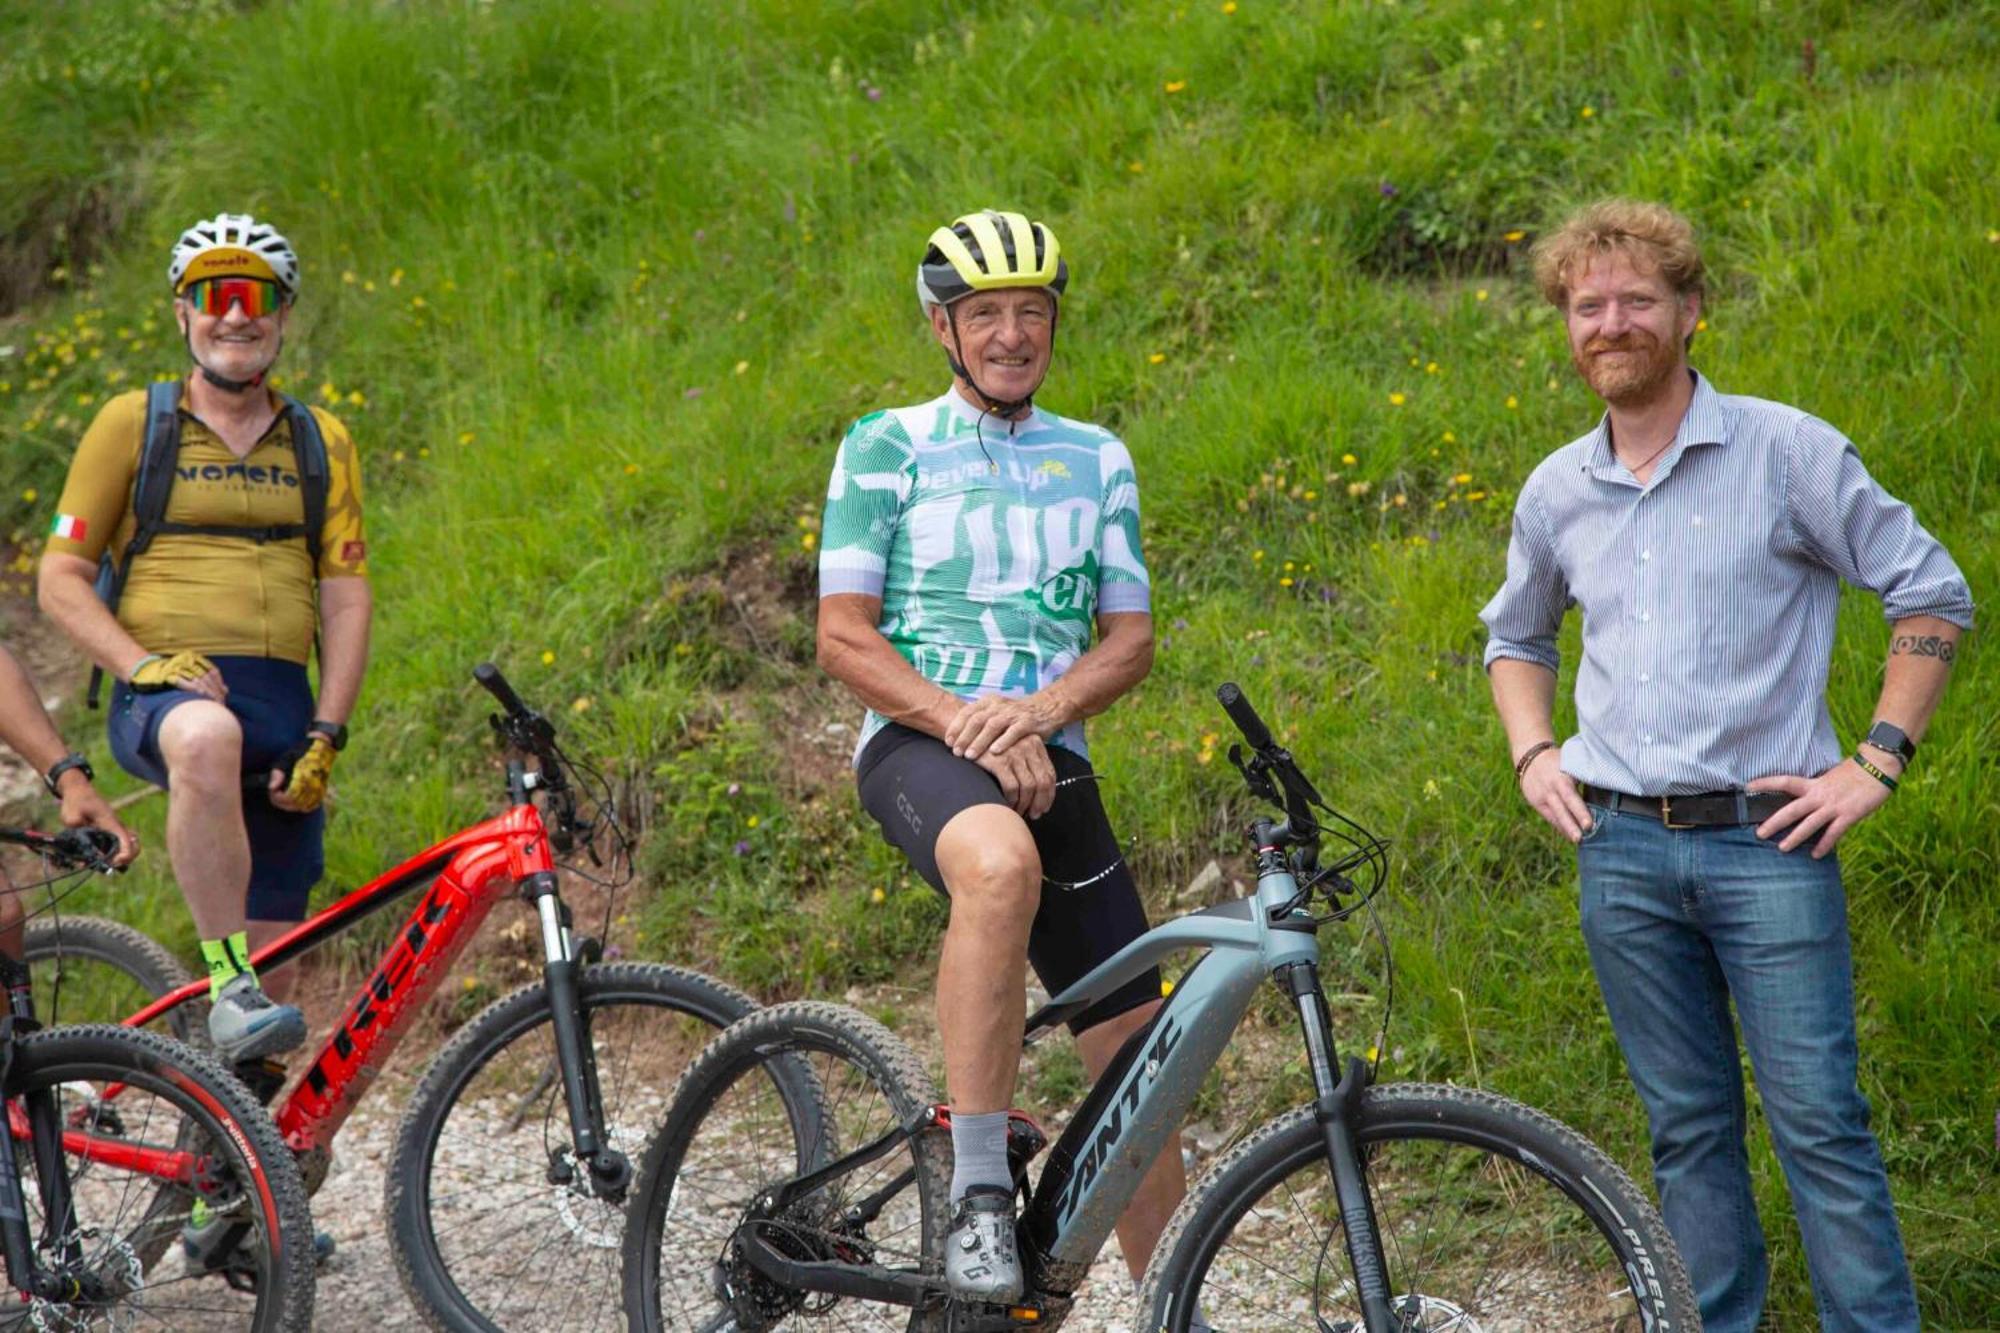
[1216,682,1274,750]
[54,827,120,870]
[473,663,530,718]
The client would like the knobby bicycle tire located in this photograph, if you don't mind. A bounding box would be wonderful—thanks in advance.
[622,1000,952,1333]
[1140,1082,1699,1332]
[22,914,205,1043]
[2,1023,314,1332]
[385,961,760,1333]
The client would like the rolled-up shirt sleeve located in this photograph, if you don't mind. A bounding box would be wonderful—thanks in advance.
[1785,415,1974,628]
[1480,484,1570,671]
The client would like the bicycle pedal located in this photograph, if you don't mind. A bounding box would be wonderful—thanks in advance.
[230,1055,289,1104]
[947,1298,1063,1332]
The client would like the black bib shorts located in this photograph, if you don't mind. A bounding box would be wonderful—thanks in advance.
[856,723,1162,1035]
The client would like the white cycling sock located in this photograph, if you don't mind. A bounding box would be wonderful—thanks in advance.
[949,1109,1013,1203]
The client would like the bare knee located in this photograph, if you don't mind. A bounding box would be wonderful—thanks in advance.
[157,703,243,792]
[936,813,1041,927]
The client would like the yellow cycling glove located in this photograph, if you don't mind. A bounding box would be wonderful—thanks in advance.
[128,651,219,692]
[274,734,338,812]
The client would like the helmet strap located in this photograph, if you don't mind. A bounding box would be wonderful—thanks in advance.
[942,303,1057,421]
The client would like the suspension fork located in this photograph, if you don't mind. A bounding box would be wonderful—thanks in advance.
[521,871,628,1198]
[0,962,79,1300]
[1277,961,1398,1333]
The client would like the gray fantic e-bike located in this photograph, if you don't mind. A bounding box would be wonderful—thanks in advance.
[621,683,1699,1332]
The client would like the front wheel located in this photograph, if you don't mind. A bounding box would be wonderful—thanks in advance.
[2,1023,315,1331]
[385,961,759,1332]
[1139,1082,1699,1331]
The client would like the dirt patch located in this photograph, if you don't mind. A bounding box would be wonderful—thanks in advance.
[0,186,127,319]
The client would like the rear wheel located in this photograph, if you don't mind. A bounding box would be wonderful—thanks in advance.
[1,1023,314,1331]
[621,1000,951,1333]
[1139,1083,1699,1331]
[22,915,204,1042]
[386,962,759,1332]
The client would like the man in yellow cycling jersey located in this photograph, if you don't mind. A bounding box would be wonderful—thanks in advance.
[38,214,372,1064]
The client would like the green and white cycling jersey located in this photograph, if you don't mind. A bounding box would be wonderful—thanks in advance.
[819,388,1150,762]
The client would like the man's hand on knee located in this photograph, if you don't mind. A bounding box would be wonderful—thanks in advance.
[975,737,1056,819]
[129,650,225,701]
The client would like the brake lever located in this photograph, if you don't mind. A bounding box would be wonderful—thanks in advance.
[1229,744,1280,804]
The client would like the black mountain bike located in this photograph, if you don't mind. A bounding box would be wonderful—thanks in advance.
[620,683,1700,1331]
[0,825,314,1331]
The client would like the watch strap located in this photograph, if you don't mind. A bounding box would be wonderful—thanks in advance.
[307,720,348,751]
[44,752,94,797]
[1863,720,1916,763]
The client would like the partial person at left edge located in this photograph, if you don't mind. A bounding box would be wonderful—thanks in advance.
[0,641,139,954]
[37,213,372,1066]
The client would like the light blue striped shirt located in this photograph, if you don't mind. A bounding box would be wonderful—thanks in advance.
[1481,371,1974,796]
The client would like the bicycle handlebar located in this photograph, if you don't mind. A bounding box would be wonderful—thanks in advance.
[1216,681,1274,751]
[473,662,530,719]
[0,826,122,873]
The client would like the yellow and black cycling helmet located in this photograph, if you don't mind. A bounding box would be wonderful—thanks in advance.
[916,209,1067,311]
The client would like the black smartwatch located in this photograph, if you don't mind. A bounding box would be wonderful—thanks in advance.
[44,752,94,797]
[1862,720,1916,766]
[307,720,349,751]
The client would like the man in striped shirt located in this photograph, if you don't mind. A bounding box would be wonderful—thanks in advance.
[1480,200,1971,1333]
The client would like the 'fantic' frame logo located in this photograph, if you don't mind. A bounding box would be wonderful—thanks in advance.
[1055,1014,1182,1225]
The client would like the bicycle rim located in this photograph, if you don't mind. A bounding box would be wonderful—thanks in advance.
[392,964,752,1332]
[4,1025,311,1331]
[631,1003,947,1333]
[1159,1093,1686,1330]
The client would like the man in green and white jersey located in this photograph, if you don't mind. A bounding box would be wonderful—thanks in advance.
[819,210,1186,1304]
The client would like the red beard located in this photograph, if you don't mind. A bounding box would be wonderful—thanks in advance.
[1575,329,1680,407]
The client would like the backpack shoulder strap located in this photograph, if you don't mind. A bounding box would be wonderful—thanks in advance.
[125,379,186,558]
[280,395,329,572]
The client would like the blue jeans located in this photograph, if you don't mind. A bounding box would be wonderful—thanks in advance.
[1576,803,1917,1333]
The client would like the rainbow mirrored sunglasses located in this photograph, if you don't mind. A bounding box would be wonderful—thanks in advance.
[182,276,286,318]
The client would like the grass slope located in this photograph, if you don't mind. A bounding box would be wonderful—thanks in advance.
[2,1,1995,1319]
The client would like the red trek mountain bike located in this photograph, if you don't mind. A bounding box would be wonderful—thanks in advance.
[25,664,761,1332]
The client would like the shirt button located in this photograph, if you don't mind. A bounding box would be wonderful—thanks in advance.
[1641,550,1652,561]
[1640,672,1651,683]
[1643,734,1654,744]
[1639,612,1651,623]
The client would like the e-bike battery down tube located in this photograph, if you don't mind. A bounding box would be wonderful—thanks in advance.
[1281,960,1397,1332]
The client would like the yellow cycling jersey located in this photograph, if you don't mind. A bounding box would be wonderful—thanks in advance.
[48,384,368,665]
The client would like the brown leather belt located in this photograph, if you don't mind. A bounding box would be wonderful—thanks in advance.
[1578,785,1790,829]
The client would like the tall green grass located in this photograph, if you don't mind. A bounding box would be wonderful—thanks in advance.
[2,1,1994,1319]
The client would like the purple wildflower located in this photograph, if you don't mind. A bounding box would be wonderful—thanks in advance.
[733,839,751,856]
[1379,181,1399,198]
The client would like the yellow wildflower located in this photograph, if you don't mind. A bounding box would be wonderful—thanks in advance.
[1389,392,1406,406]
[541,650,556,665]
[1164,80,1187,94]
[1504,230,1526,243]
[1149,352,1166,364]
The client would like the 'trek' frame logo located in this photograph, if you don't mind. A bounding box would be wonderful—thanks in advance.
[301,877,454,1100]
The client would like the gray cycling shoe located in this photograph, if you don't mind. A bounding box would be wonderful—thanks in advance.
[207,974,307,1064]
[944,1186,1023,1302]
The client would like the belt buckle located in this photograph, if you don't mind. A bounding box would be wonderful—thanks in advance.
[1660,796,1694,830]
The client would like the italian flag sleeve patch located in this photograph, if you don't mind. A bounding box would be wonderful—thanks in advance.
[50,514,87,542]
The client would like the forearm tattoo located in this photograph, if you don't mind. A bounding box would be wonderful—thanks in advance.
[1890,634,1957,665]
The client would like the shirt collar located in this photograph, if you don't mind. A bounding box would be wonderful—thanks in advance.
[939,385,1043,436]
[1580,368,1730,479]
